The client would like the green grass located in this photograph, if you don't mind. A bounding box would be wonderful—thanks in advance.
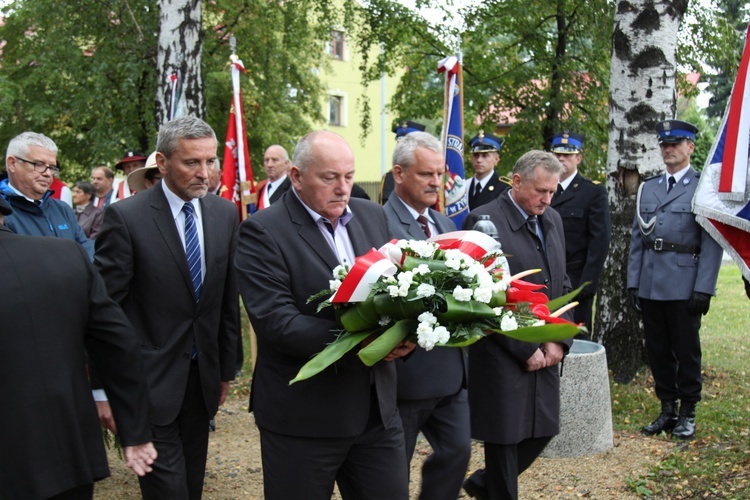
[611,264,750,498]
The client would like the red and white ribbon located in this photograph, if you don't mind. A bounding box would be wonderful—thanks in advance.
[331,248,397,303]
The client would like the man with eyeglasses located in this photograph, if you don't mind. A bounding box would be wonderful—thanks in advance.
[0,131,94,259]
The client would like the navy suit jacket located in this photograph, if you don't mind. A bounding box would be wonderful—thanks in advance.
[236,191,399,438]
[94,183,240,425]
[383,192,466,399]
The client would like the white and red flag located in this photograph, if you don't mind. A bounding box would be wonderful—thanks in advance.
[693,23,750,280]
[220,55,256,218]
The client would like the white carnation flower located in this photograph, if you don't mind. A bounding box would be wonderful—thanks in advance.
[410,240,437,258]
[397,284,410,297]
[378,315,392,326]
[329,279,342,291]
[396,239,409,249]
[416,283,436,298]
[414,264,430,276]
[332,265,347,279]
[452,285,473,302]
[500,314,519,331]
[418,311,437,325]
[416,322,438,350]
[533,320,546,326]
[473,286,493,303]
[397,271,414,286]
[433,325,450,344]
[493,307,505,316]
[445,258,461,270]
[387,285,401,298]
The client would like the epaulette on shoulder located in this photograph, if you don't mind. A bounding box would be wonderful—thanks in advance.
[643,174,660,182]
[498,175,512,186]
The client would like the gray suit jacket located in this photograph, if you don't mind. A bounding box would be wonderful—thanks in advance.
[236,191,398,438]
[94,183,240,425]
[463,191,572,444]
[627,167,722,300]
[383,192,465,399]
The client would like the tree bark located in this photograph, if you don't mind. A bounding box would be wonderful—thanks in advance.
[596,0,689,382]
[156,0,205,125]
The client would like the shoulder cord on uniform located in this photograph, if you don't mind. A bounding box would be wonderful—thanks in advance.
[636,181,656,237]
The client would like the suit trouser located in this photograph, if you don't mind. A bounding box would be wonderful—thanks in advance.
[641,299,703,403]
[398,388,471,500]
[258,390,409,500]
[47,483,93,500]
[483,436,552,499]
[138,362,210,500]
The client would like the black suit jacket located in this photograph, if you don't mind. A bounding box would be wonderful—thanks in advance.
[236,191,398,438]
[383,192,465,399]
[94,183,239,425]
[0,226,150,499]
[468,171,511,210]
[463,192,572,444]
[551,172,611,293]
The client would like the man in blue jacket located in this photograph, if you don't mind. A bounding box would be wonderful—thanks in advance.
[0,131,94,259]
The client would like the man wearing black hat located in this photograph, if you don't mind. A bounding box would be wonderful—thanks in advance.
[549,131,611,336]
[378,120,427,204]
[467,130,511,210]
[627,119,723,440]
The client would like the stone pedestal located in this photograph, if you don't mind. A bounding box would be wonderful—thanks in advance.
[541,339,613,458]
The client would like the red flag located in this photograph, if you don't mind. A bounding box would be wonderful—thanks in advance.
[220,58,255,217]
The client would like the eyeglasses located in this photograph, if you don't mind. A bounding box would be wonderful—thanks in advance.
[15,156,60,175]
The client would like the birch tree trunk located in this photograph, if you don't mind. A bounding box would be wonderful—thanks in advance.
[596,0,689,382]
[156,0,205,125]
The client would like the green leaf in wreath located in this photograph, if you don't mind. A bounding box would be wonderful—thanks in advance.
[358,319,417,366]
[289,331,372,385]
[486,323,579,343]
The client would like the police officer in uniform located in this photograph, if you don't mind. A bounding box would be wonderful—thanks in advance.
[550,131,611,336]
[467,131,511,210]
[378,121,426,205]
[627,119,723,440]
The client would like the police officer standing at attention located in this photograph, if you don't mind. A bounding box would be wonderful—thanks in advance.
[627,119,723,440]
[550,131,611,336]
[467,131,511,210]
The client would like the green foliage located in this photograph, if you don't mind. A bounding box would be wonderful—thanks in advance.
[679,0,750,118]
[0,0,159,182]
[677,98,720,171]
[0,0,340,183]
[355,0,614,179]
[612,265,750,498]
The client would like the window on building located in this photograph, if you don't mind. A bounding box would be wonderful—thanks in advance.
[329,96,343,126]
[328,30,345,60]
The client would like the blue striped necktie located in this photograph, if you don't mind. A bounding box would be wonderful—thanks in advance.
[182,202,202,302]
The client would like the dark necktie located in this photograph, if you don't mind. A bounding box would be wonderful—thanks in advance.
[416,215,431,238]
[266,182,274,201]
[474,181,482,198]
[667,176,676,194]
[182,202,202,302]
[556,184,564,197]
[526,215,539,238]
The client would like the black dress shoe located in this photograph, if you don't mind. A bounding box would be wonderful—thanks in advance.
[642,400,678,435]
[463,469,490,499]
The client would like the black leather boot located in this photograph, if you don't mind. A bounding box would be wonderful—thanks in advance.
[672,401,697,439]
[642,399,678,435]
